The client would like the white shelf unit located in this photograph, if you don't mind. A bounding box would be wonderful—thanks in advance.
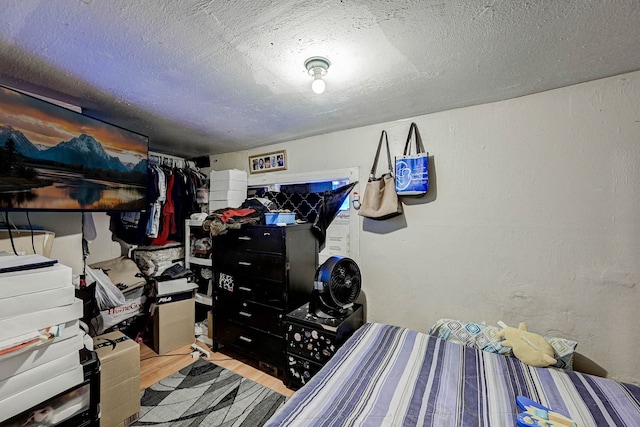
[188,257,211,267]
[185,219,213,309]
[195,292,213,306]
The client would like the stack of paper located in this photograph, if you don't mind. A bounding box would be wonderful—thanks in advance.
[0,255,84,423]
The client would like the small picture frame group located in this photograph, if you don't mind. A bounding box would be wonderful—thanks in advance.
[249,150,287,174]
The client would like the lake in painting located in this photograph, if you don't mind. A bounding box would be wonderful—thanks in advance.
[0,85,148,211]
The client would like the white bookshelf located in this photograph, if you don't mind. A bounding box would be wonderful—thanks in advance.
[185,219,213,308]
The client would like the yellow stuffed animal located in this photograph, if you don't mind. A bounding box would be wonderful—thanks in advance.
[496,322,557,368]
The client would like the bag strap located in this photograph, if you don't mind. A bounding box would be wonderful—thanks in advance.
[370,130,393,179]
[403,122,426,155]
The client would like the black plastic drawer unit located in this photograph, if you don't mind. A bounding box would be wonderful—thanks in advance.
[212,224,318,374]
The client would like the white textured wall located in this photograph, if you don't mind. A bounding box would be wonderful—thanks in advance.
[211,71,640,384]
[3,212,123,274]
[3,212,84,274]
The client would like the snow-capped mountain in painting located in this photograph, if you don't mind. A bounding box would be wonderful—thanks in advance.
[0,125,41,158]
[0,125,145,172]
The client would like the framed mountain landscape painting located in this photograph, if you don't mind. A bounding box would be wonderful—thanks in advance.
[0,85,148,211]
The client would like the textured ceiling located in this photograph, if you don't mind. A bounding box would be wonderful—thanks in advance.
[1,0,639,158]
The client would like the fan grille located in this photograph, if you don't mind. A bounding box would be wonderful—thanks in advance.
[328,259,361,307]
[312,256,362,318]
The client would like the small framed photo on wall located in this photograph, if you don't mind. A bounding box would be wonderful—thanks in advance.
[249,150,287,174]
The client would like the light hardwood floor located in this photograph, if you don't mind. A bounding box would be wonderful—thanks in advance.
[139,340,295,398]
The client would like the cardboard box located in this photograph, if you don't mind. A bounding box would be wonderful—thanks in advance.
[0,351,79,401]
[208,199,245,211]
[210,178,247,191]
[103,375,140,427]
[209,189,247,201]
[3,377,92,426]
[0,364,84,423]
[210,169,247,182]
[1,327,82,381]
[93,331,140,427]
[154,290,196,305]
[0,284,75,320]
[153,298,195,355]
[155,277,198,297]
[0,299,82,342]
[0,261,71,298]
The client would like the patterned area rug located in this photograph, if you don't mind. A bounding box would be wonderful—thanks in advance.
[131,358,287,426]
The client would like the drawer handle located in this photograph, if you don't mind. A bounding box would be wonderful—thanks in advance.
[239,336,252,343]
[238,261,252,266]
[238,236,252,241]
[239,311,252,318]
[238,286,252,292]
[263,232,271,236]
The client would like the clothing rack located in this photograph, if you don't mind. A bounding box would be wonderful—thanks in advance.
[136,151,207,247]
[149,151,185,169]
[148,151,198,171]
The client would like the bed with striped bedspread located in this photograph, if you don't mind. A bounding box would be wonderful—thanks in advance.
[266,322,640,426]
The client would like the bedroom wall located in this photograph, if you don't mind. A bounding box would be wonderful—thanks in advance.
[2,211,84,274]
[2,212,124,275]
[209,70,640,385]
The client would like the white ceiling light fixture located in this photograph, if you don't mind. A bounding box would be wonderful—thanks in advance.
[305,56,331,94]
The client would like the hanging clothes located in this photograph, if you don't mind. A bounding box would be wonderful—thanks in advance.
[147,156,206,244]
[145,163,165,238]
[151,171,175,245]
[108,154,205,246]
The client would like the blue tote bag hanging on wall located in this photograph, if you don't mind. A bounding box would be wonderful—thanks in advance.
[395,122,429,196]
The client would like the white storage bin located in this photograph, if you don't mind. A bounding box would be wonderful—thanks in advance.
[210,169,247,182]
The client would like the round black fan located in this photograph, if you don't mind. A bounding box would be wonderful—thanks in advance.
[309,256,361,318]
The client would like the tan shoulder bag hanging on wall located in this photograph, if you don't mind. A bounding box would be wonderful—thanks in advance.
[358,130,403,220]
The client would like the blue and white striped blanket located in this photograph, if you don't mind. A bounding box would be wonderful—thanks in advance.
[266,323,640,426]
